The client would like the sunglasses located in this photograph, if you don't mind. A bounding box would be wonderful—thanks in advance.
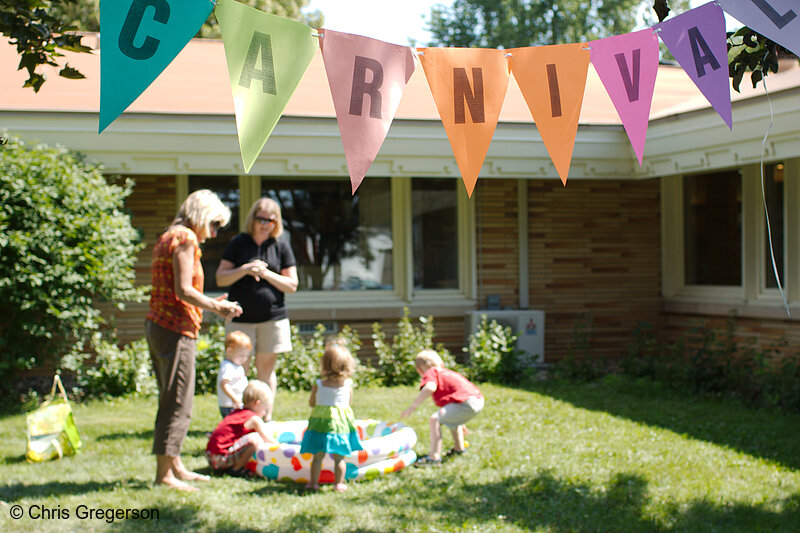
[255,216,277,225]
[210,220,224,232]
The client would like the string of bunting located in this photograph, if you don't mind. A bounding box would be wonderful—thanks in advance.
[98,0,800,197]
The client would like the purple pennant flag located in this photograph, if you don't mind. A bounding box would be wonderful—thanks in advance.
[590,29,660,165]
[718,0,800,58]
[656,2,732,129]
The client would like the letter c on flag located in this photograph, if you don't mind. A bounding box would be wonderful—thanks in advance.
[119,0,171,61]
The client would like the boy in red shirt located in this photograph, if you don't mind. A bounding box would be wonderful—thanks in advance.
[400,350,484,467]
[206,380,275,477]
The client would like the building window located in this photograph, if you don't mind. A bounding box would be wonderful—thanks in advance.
[412,178,458,289]
[763,163,785,289]
[683,171,742,286]
[261,177,393,291]
[188,176,240,293]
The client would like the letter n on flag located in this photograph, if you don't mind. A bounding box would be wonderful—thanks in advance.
[590,29,659,166]
[320,30,416,194]
[216,0,317,173]
[99,0,214,133]
[509,43,590,186]
[419,48,510,197]
[656,2,732,129]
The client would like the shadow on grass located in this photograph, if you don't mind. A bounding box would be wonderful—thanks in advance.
[360,472,800,533]
[96,429,209,442]
[533,379,800,471]
[0,479,149,502]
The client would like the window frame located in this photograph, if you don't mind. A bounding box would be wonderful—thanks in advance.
[181,174,477,312]
[662,159,798,314]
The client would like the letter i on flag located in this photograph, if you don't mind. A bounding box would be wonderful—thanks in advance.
[320,30,416,194]
[590,29,659,166]
[509,43,590,186]
[419,48,510,197]
[99,0,214,133]
[718,0,800,58]
[656,2,732,129]
[216,0,317,173]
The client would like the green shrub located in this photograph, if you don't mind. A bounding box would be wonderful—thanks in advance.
[61,336,156,399]
[552,314,606,381]
[0,134,146,390]
[463,314,522,383]
[277,323,373,391]
[371,308,455,386]
[195,322,228,395]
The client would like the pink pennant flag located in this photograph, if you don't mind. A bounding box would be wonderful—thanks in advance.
[320,29,416,193]
[590,29,659,165]
[655,2,732,129]
[718,0,800,58]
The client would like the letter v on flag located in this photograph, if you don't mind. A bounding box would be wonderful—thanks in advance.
[590,29,659,166]
[99,0,214,133]
[419,48,509,197]
[320,30,416,194]
[216,0,317,173]
[509,43,590,186]
[656,2,732,129]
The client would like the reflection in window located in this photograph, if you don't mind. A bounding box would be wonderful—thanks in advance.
[412,179,458,289]
[261,178,393,291]
[189,176,240,293]
[764,163,785,289]
[683,171,742,286]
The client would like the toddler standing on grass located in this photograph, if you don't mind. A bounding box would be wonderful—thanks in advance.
[299,341,364,492]
[400,349,484,467]
[217,331,251,418]
[206,380,275,477]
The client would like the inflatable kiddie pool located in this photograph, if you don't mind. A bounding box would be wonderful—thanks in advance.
[248,419,417,484]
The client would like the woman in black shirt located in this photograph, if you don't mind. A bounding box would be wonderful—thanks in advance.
[216,198,298,419]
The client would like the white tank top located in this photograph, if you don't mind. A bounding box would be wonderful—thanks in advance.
[315,378,352,407]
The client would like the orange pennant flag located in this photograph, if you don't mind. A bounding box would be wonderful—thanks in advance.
[509,43,590,185]
[419,47,510,197]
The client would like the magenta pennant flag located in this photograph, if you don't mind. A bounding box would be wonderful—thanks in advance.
[718,0,800,58]
[590,29,659,165]
[656,2,732,129]
[320,29,416,193]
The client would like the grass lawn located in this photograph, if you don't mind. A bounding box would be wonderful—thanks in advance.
[2,377,800,532]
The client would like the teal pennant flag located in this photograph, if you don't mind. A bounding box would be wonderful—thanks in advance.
[99,0,214,133]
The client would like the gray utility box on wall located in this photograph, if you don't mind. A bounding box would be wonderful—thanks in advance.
[465,310,545,365]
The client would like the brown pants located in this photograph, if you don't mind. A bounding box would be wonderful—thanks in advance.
[146,320,196,457]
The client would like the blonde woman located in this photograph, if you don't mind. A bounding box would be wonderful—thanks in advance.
[146,189,243,491]
[215,198,298,419]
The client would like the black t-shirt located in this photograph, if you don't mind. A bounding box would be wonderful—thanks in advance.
[221,233,297,323]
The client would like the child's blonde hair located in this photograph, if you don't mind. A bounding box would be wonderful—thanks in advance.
[242,380,272,408]
[321,342,355,380]
[225,330,252,351]
[415,349,444,371]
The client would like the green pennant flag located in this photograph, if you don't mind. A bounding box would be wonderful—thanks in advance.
[216,0,317,172]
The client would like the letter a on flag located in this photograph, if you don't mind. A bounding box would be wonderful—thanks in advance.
[320,30,416,194]
[99,0,214,133]
[419,48,509,197]
[718,0,800,58]
[216,0,317,173]
[509,43,590,185]
[590,30,659,166]
[656,2,732,129]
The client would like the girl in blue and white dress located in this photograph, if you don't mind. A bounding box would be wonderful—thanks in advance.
[300,342,363,492]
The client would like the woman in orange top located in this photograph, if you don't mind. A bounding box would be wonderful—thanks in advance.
[145,189,242,492]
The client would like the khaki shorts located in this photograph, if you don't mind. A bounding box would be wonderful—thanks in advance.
[436,396,484,430]
[227,318,292,355]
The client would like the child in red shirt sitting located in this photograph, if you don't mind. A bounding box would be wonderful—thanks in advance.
[206,380,275,477]
[400,349,484,467]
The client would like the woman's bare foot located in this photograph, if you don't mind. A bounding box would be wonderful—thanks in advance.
[155,473,198,492]
[174,469,210,482]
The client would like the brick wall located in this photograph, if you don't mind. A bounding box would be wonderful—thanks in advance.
[475,179,520,309]
[526,178,663,361]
